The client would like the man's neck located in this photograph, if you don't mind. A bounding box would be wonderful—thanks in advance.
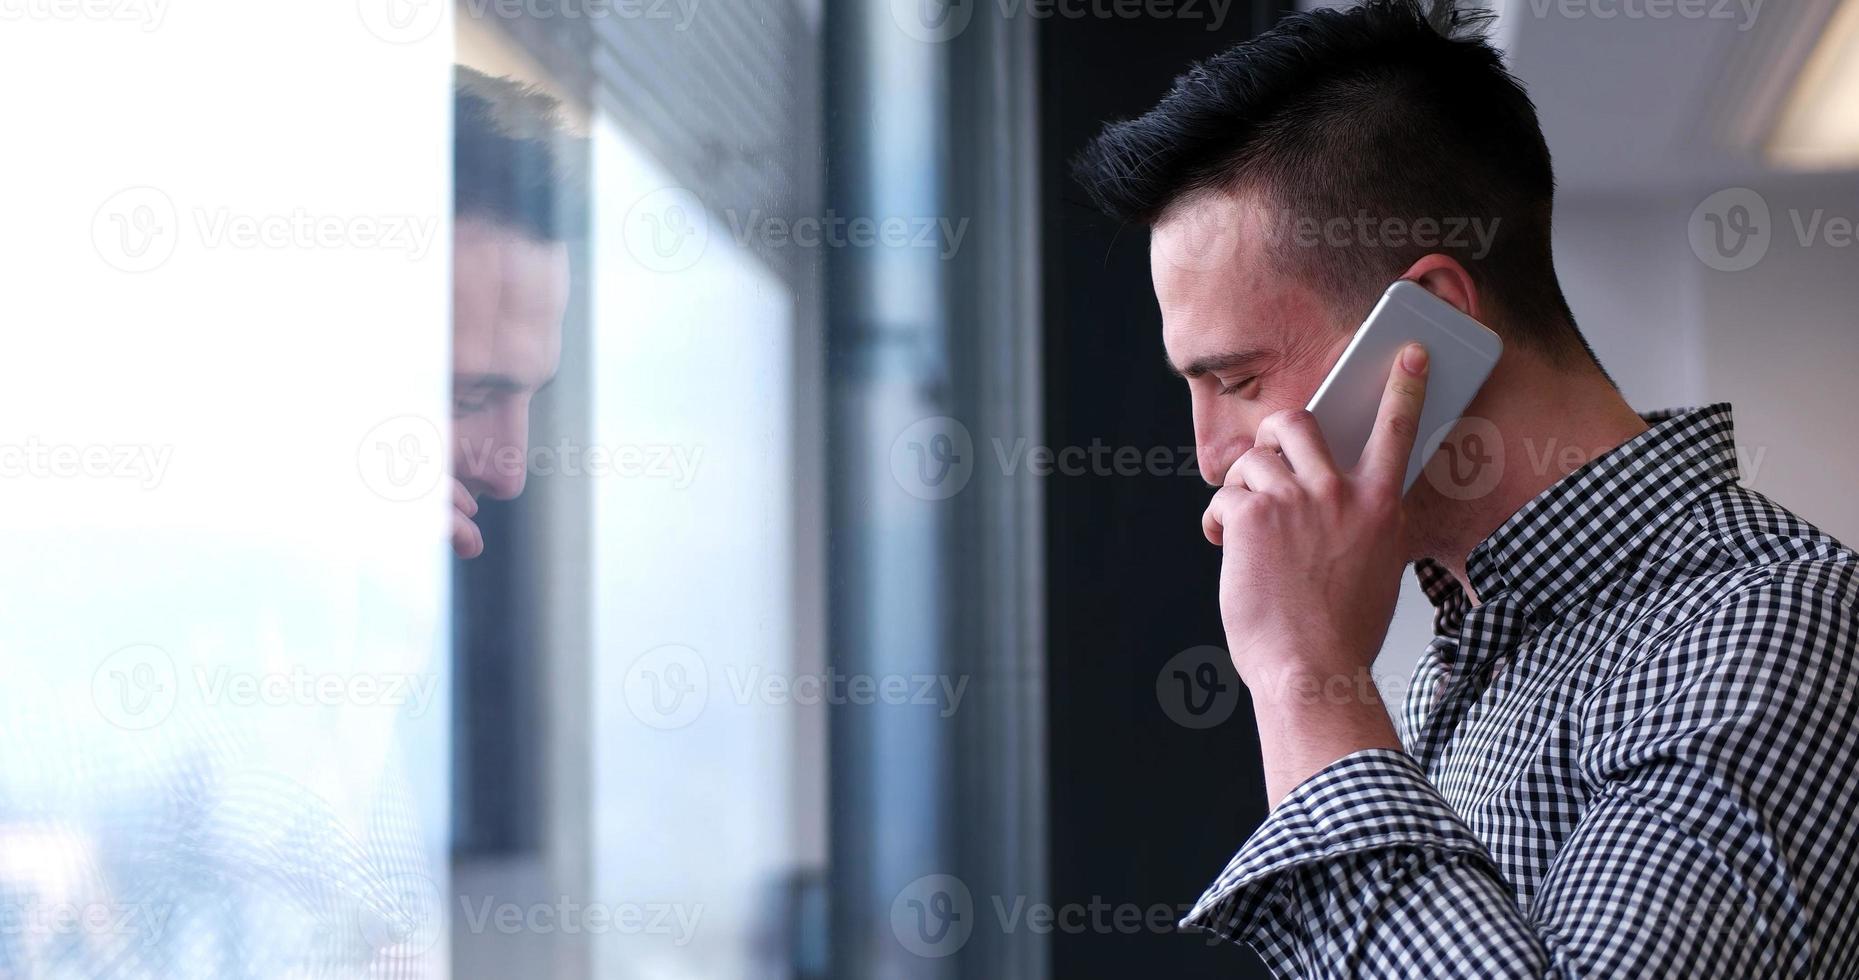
[1414,359,1651,604]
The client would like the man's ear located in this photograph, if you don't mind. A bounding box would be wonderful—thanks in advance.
[1398,254,1482,322]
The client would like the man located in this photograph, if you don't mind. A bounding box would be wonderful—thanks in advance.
[450,67,578,558]
[1073,1,1859,976]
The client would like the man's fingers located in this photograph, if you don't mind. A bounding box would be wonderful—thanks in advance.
[452,477,478,518]
[450,477,484,559]
[1201,485,1247,546]
[1234,446,1293,495]
[452,509,484,559]
[1358,342,1429,491]
[1254,408,1337,478]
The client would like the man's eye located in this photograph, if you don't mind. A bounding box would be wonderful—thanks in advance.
[1216,376,1258,397]
[453,394,492,415]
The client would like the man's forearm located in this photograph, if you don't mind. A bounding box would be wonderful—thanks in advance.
[1246,665,1403,807]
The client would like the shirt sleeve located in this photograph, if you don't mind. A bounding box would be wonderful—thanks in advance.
[1179,572,1858,979]
[1179,749,1548,977]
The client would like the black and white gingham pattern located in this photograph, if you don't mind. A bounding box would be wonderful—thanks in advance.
[1181,404,1859,978]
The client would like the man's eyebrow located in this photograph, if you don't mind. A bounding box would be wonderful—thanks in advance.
[1168,348,1274,379]
[453,373,532,393]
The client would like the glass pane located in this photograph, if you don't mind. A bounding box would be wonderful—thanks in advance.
[0,9,454,977]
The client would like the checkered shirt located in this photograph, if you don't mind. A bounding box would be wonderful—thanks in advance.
[1181,403,1859,979]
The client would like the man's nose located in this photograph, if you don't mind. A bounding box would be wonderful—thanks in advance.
[470,412,531,501]
[483,400,536,500]
[1196,438,1250,488]
[1197,445,1224,487]
[1193,398,1235,487]
[479,445,528,500]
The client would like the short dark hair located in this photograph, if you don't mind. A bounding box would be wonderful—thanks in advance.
[1072,0,1596,367]
[454,66,584,243]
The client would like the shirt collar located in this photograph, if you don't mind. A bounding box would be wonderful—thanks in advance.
[1416,403,1742,636]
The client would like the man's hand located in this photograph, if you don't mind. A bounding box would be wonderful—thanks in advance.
[451,477,484,560]
[1201,342,1430,804]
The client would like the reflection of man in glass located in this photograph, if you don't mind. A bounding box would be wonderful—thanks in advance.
[450,67,578,558]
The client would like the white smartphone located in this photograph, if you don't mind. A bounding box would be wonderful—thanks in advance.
[1305,280,1503,495]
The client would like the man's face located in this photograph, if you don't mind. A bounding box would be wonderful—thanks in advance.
[451,216,569,503]
[1154,190,1357,488]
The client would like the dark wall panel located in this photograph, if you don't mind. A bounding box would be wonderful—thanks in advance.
[1040,9,1280,978]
